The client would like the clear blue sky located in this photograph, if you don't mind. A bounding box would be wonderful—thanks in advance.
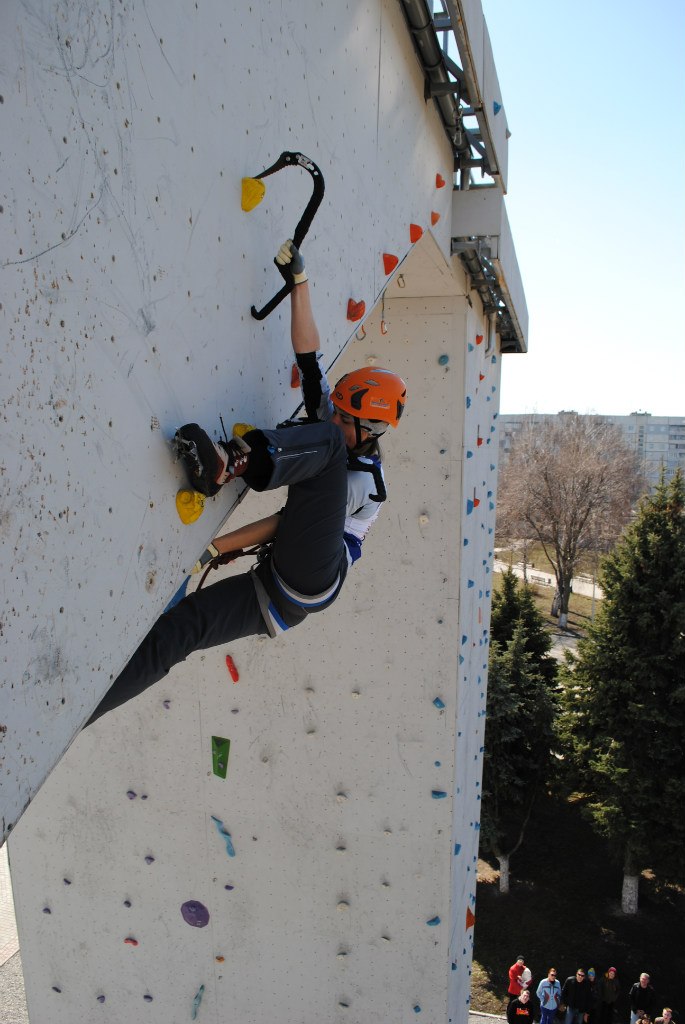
[480,0,685,416]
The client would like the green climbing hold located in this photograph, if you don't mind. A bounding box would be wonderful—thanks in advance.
[212,737,230,780]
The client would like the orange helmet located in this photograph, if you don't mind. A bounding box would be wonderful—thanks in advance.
[332,367,407,431]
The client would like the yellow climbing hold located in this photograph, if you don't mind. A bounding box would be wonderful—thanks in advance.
[232,422,256,439]
[241,177,265,212]
[176,489,205,525]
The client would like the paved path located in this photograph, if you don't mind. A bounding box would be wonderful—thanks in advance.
[493,559,603,600]
[0,845,18,968]
[0,847,27,1024]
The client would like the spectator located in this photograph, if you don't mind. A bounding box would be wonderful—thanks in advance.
[508,989,535,1024]
[588,968,599,1024]
[509,957,530,1001]
[654,1010,674,1024]
[537,967,562,1024]
[562,968,593,1024]
[598,967,620,1024]
[630,974,657,1024]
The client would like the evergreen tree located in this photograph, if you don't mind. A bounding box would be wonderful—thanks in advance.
[491,569,557,687]
[560,471,685,912]
[481,621,557,892]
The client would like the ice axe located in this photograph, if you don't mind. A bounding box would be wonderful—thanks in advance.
[241,151,325,320]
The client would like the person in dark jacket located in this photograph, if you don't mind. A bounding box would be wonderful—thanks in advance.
[508,989,535,1024]
[562,969,593,1024]
[598,967,620,1024]
[629,974,657,1024]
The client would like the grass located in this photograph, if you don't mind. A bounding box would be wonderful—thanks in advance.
[471,792,685,1018]
[491,570,598,639]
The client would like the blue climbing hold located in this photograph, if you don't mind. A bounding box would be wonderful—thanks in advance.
[211,816,236,858]
[191,985,205,1020]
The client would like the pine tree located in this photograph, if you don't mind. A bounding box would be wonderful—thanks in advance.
[560,471,685,912]
[491,569,557,687]
[481,620,557,892]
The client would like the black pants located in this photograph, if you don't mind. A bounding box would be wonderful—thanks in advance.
[89,421,348,724]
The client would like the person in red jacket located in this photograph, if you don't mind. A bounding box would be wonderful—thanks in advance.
[509,956,529,1000]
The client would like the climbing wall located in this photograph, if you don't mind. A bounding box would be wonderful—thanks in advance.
[2,0,518,1021]
[8,234,504,1023]
[0,0,453,840]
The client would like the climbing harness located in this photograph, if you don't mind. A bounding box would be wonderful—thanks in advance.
[346,453,387,503]
[242,151,325,321]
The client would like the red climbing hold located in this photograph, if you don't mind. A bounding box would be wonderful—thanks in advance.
[225,656,240,683]
[346,298,366,322]
[431,211,441,226]
[465,907,476,930]
[436,173,446,188]
[475,334,484,345]
[409,224,423,243]
[124,937,139,947]
[382,253,399,275]
[290,363,300,389]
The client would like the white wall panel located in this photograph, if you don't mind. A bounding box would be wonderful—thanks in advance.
[0,0,454,839]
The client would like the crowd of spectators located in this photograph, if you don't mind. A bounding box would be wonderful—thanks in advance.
[505,957,678,1024]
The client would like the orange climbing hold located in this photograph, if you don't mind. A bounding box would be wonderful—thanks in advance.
[465,907,476,930]
[431,211,441,226]
[409,224,423,243]
[290,363,300,389]
[382,253,399,275]
[475,334,484,345]
[346,298,366,322]
[436,173,446,188]
[225,655,240,683]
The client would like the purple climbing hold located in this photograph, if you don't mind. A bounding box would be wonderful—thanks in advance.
[143,994,154,1002]
[43,907,51,914]
[181,901,210,928]
[97,995,106,1003]
[126,790,137,800]
[123,900,132,907]
[224,884,235,891]
[144,855,155,865]
[163,700,171,709]
[52,986,62,993]
[63,878,71,886]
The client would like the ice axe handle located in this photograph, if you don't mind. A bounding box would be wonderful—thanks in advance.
[251,278,293,321]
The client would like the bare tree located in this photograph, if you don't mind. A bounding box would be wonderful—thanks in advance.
[496,414,642,628]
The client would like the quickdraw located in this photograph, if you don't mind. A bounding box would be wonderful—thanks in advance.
[195,544,269,591]
[243,151,325,321]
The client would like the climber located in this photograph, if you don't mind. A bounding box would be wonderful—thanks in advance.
[88,241,406,724]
